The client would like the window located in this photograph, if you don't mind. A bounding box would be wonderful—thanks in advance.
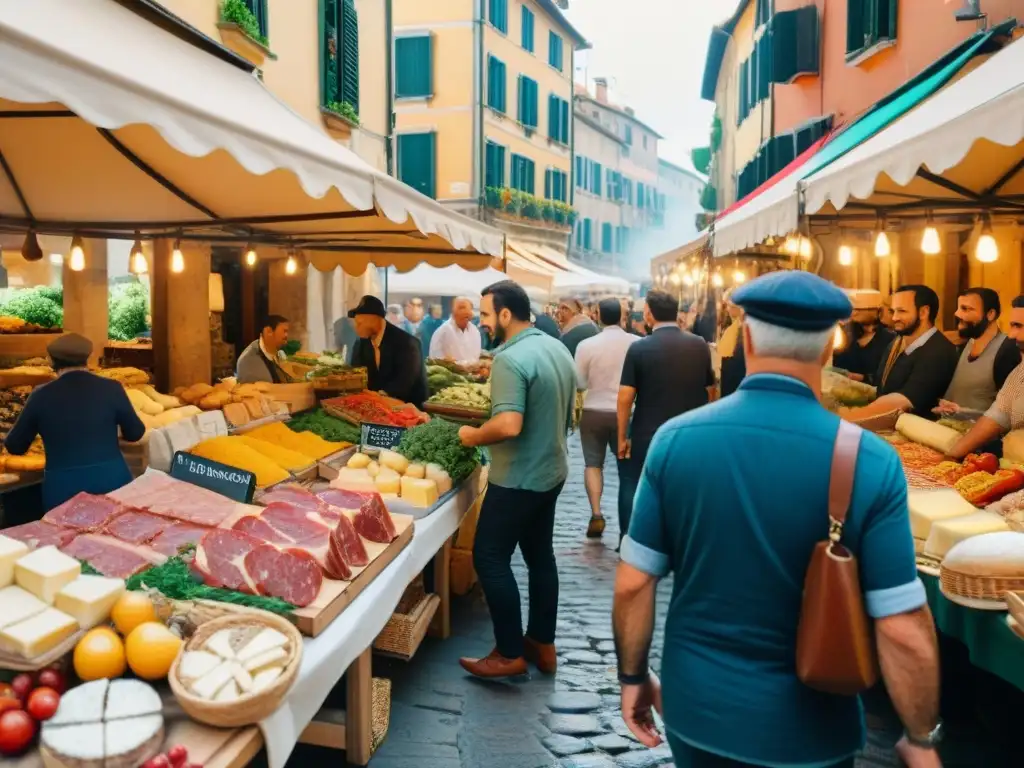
[772,7,820,83]
[487,56,507,112]
[582,218,593,250]
[575,155,584,188]
[547,94,570,144]
[544,169,567,202]
[518,76,539,129]
[394,35,432,98]
[754,0,771,28]
[615,226,629,254]
[240,0,269,41]
[601,223,613,253]
[397,132,436,198]
[510,154,536,194]
[548,31,564,71]
[591,161,602,196]
[489,0,508,34]
[521,6,535,52]
[847,0,897,59]
[485,141,506,188]
[624,124,633,145]
[636,182,645,210]
[320,0,359,115]
[737,30,773,123]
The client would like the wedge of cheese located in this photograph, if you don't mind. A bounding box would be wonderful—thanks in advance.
[236,627,288,663]
[0,585,48,630]
[252,666,283,692]
[104,679,162,720]
[330,467,378,494]
[244,646,288,674]
[104,714,164,768]
[214,680,240,703]
[0,534,29,588]
[40,721,106,767]
[347,452,372,469]
[47,679,109,727]
[55,574,125,630]
[177,650,223,681]
[425,464,452,495]
[924,511,1010,559]
[0,606,78,658]
[378,449,409,475]
[15,545,81,604]
[375,467,401,496]
[401,476,439,508]
[190,659,235,699]
[908,489,977,541]
[205,628,237,660]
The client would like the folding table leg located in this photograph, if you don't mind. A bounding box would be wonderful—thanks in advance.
[345,648,373,765]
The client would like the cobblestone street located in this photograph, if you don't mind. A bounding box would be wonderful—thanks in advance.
[294,436,1017,768]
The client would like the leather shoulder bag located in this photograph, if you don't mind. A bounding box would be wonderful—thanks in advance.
[796,419,879,695]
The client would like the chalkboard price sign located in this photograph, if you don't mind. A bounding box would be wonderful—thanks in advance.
[360,422,406,453]
[170,451,256,503]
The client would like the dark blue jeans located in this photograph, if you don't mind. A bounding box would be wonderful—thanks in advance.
[667,733,855,768]
[617,450,645,543]
[473,481,564,659]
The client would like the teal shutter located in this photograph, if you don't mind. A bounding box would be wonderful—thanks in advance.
[340,0,359,112]
[625,125,632,145]
[547,94,558,140]
[397,133,436,199]
[601,223,613,253]
[485,142,505,188]
[489,0,508,34]
[575,156,583,187]
[521,6,534,51]
[511,154,534,193]
[320,0,339,107]
[593,162,602,195]
[772,7,819,83]
[518,77,537,128]
[243,0,268,41]
[636,182,644,210]
[544,169,552,199]
[548,31,563,71]
[487,56,506,112]
[395,36,432,98]
[560,99,569,143]
[583,218,592,249]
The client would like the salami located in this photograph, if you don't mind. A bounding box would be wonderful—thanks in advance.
[44,493,122,531]
[243,545,323,607]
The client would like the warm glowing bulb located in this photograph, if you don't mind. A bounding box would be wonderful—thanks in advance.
[874,230,891,257]
[285,255,297,275]
[976,233,998,263]
[171,241,185,273]
[668,272,681,286]
[838,244,853,266]
[733,270,746,283]
[682,274,694,286]
[798,237,812,259]
[690,268,701,282]
[833,325,845,351]
[712,273,724,288]
[69,236,85,272]
[921,226,941,255]
[783,236,799,255]
[245,246,257,267]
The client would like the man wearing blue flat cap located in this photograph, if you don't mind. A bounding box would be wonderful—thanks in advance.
[612,270,942,768]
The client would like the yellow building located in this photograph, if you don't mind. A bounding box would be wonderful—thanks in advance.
[392,0,589,251]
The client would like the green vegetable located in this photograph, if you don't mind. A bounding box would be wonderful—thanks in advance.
[282,340,302,356]
[108,280,149,341]
[397,418,480,483]
[125,547,295,614]
[287,407,361,443]
[0,288,63,328]
[78,560,103,577]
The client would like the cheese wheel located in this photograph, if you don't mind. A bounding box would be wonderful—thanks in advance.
[896,414,961,455]
[943,531,1024,577]
[924,511,1010,559]
[908,489,977,540]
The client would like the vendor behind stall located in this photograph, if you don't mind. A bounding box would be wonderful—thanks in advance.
[236,315,290,383]
[349,295,428,406]
[4,334,146,511]
[833,290,894,385]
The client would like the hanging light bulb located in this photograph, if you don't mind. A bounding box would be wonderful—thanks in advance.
[764,235,776,247]
[668,272,681,286]
[733,270,746,283]
[976,218,999,264]
[69,235,86,272]
[920,217,941,255]
[690,267,701,283]
[21,231,43,262]
[874,229,891,258]
[838,244,853,266]
[682,273,694,286]
[129,236,147,275]
[711,272,724,288]
[285,254,298,275]
[833,325,846,352]
[798,237,812,260]
[783,235,800,255]
[170,239,185,273]
[245,244,258,267]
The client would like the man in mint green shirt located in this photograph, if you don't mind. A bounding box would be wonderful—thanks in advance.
[458,280,576,680]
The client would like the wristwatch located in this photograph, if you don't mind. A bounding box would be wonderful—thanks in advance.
[905,720,944,749]
[618,670,649,686]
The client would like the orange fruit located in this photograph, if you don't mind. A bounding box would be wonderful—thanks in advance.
[125,622,182,681]
[73,627,126,681]
[110,592,157,637]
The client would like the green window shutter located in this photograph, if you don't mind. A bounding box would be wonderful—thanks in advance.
[548,31,563,71]
[485,141,505,188]
[601,223,613,253]
[593,162,602,195]
[320,0,340,107]
[544,168,552,199]
[397,133,436,199]
[489,0,508,34]
[772,7,819,82]
[560,99,569,144]
[243,0,269,41]
[525,158,535,194]
[879,0,898,42]
[575,155,583,187]
[487,56,507,112]
[547,94,558,141]
[521,6,534,52]
[625,125,632,145]
[583,218,592,249]
[737,60,747,123]
[511,154,534,193]
[395,35,432,98]
[636,182,644,210]
[339,0,359,113]
[519,77,537,128]
[757,35,771,100]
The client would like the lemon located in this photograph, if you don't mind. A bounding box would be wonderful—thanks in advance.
[125,622,182,681]
[74,627,126,681]
[110,591,157,637]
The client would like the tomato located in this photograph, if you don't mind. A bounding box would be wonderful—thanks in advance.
[141,755,171,768]
[0,698,21,717]
[167,745,189,768]
[9,674,33,703]
[0,709,36,755]
[26,687,60,722]
[36,668,66,695]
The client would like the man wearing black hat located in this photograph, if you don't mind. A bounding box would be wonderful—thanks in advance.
[611,271,942,768]
[348,295,428,406]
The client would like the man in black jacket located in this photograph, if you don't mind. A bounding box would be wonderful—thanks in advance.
[348,295,428,406]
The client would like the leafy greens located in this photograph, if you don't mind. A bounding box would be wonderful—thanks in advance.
[397,418,480,483]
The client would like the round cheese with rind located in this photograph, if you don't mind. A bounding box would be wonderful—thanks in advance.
[943,531,1024,576]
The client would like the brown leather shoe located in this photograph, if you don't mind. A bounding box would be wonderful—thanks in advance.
[459,649,528,679]
[523,636,557,674]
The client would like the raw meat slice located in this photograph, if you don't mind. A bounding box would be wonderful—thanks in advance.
[2,520,77,549]
[258,503,332,545]
[232,515,294,546]
[43,493,122,531]
[325,537,353,581]
[317,487,374,512]
[194,530,261,594]
[103,510,168,545]
[331,513,369,568]
[61,534,165,578]
[109,471,240,527]
[259,485,323,513]
[243,545,322,607]
[149,522,211,556]
[352,493,397,543]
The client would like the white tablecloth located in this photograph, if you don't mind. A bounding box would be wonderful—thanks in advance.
[260,469,484,767]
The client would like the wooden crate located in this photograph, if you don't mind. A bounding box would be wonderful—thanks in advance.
[262,383,315,414]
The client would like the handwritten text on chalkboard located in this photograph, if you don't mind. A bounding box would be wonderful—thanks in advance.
[360,423,406,452]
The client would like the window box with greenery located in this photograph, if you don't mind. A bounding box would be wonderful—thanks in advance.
[218,0,273,63]
[321,0,360,130]
[484,187,577,229]
[846,0,897,64]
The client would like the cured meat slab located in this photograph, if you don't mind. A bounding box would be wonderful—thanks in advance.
[2,520,77,549]
[104,510,169,545]
[109,470,245,527]
[259,484,323,513]
[149,522,213,556]
[318,488,397,543]
[61,534,166,578]
[228,502,349,580]
[43,493,122,531]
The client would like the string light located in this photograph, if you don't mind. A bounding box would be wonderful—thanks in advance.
[782,235,800,255]
[833,325,846,352]
[838,244,853,266]
[711,273,724,288]
[21,231,43,262]
[874,230,891,258]
[171,239,185,273]
[920,216,941,255]
[285,254,298,275]
[798,237,812,260]
[976,218,998,263]
[69,236,86,272]
[733,270,746,283]
[682,273,694,286]
[245,244,257,267]
[129,236,147,275]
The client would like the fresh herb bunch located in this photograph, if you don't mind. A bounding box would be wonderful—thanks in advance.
[288,407,361,444]
[108,281,150,341]
[397,418,480,482]
[0,288,63,329]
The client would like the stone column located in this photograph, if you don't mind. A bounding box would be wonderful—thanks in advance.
[62,238,108,366]
[151,239,212,391]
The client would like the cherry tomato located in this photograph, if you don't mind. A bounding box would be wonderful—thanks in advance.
[0,698,21,717]
[167,745,189,768]
[9,674,33,703]
[36,668,66,695]
[0,709,36,756]
[26,687,60,722]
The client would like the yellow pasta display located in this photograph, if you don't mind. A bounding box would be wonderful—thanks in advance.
[237,436,315,471]
[245,421,348,460]
[190,436,290,487]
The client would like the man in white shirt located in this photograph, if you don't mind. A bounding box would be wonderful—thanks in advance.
[429,297,482,362]
[575,298,638,540]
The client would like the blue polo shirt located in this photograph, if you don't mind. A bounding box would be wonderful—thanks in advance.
[622,374,925,767]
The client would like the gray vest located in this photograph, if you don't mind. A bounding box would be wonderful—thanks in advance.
[944,332,1007,412]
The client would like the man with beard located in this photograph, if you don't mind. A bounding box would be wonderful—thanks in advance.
[841,285,958,421]
[935,287,1020,417]
[947,295,1024,459]
[833,290,894,385]
[457,280,576,679]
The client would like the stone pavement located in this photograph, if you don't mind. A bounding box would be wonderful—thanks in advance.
[289,436,1018,767]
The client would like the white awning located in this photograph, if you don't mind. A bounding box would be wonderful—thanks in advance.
[802,35,1024,216]
[0,0,503,273]
[712,180,801,257]
[384,265,509,298]
[530,245,632,294]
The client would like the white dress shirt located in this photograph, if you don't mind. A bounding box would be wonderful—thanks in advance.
[575,325,639,412]
[429,317,482,362]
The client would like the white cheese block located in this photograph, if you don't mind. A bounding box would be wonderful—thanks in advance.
[232,662,254,693]
[347,452,371,469]
[105,679,163,720]
[400,476,440,508]
[0,534,29,587]
[15,545,81,604]
[244,646,288,674]
[0,584,48,629]
[214,680,240,702]
[942,531,1024,577]
[55,574,126,630]
[331,468,378,493]
[924,511,1010,559]
[908,489,978,540]
[40,721,105,768]
[366,460,380,478]
[178,649,223,681]
[404,463,426,479]
[236,627,288,663]
[190,659,235,699]
[204,628,237,660]
[104,714,163,768]
[896,413,962,454]
[425,464,452,495]
[47,679,109,727]
[0,606,78,658]
[375,467,401,496]
[252,666,283,692]
[378,449,409,475]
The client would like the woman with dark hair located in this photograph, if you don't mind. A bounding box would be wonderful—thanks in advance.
[4,334,147,510]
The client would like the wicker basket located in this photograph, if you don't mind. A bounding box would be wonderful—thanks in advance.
[168,612,302,727]
[371,677,392,753]
[374,592,439,659]
[1006,591,1024,626]
[939,566,1024,602]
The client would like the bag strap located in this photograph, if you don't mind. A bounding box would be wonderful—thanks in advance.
[828,420,863,543]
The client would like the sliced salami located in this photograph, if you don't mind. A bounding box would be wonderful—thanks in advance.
[243,544,323,607]
[194,529,261,594]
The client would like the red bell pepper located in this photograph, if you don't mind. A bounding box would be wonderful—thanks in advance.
[963,452,999,475]
[968,469,1024,506]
